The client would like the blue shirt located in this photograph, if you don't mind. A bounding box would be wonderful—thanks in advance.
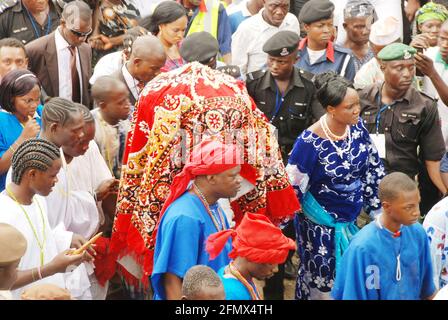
[0,105,43,190]
[151,191,232,300]
[218,266,252,300]
[332,220,436,300]
[187,3,232,55]
[228,11,248,34]
[295,39,356,82]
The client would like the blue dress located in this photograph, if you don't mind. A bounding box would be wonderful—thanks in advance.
[286,118,385,300]
[151,191,232,300]
[332,219,436,300]
[0,106,43,190]
[218,266,253,300]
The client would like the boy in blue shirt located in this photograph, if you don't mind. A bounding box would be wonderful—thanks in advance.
[332,172,437,300]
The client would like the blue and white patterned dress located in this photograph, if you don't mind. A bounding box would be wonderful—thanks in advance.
[286,118,385,300]
[423,196,448,290]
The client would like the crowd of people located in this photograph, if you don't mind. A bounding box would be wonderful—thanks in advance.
[1,0,448,301]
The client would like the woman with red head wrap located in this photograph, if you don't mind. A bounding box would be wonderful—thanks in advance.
[206,212,296,300]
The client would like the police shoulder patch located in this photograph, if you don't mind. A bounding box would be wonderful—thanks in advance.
[0,0,18,14]
[333,44,352,55]
[246,69,266,82]
[418,89,436,102]
[298,68,315,82]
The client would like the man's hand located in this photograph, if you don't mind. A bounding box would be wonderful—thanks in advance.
[71,233,97,258]
[47,249,92,274]
[95,178,120,202]
[410,33,431,51]
[20,117,41,140]
[89,35,114,51]
[415,52,436,78]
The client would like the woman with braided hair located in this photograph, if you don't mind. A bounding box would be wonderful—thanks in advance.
[286,71,385,300]
[0,138,95,299]
[0,69,42,191]
[46,103,117,240]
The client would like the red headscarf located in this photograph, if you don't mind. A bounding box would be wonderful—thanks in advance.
[206,213,297,265]
[159,138,244,218]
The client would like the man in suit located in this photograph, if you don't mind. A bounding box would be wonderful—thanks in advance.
[111,34,166,106]
[25,0,93,107]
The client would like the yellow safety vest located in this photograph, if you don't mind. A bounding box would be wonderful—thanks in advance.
[187,0,220,39]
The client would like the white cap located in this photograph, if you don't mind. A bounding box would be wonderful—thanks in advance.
[369,16,401,46]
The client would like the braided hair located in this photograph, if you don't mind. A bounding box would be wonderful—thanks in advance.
[313,71,353,109]
[41,97,81,130]
[74,103,94,124]
[11,138,60,185]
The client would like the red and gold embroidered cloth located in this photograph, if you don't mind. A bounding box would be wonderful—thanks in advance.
[106,62,300,286]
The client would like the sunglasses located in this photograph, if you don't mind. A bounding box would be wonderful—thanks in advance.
[68,28,92,38]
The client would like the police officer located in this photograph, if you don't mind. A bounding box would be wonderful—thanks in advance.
[246,30,324,163]
[358,42,446,216]
[296,0,357,82]
[246,30,323,301]
[0,0,60,45]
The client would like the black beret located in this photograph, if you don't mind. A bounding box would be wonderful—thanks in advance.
[298,0,335,24]
[180,32,219,63]
[262,31,300,57]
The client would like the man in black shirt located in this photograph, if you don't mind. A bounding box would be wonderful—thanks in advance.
[0,0,60,44]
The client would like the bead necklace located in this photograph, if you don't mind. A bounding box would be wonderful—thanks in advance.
[227,262,261,300]
[320,115,352,159]
[6,186,46,266]
[320,114,349,140]
[192,183,226,232]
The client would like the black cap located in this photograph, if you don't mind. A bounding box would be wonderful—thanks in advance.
[262,31,300,57]
[180,32,219,63]
[298,0,335,24]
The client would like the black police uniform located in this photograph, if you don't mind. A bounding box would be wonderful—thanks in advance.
[0,0,60,44]
[359,83,445,215]
[246,67,324,163]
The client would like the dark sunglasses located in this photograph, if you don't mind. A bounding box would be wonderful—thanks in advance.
[69,28,92,38]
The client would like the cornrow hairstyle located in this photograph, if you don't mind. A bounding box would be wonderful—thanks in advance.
[74,103,94,123]
[11,138,60,185]
[41,97,81,130]
[313,71,353,109]
[0,69,40,113]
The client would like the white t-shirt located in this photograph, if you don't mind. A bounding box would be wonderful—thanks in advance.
[307,48,326,65]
